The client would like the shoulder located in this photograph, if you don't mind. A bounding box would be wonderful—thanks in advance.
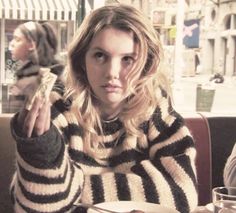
[138,86,185,133]
[17,62,40,78]
[147,107,185,140]
[51,97,72,120]
[50,97,84,142]
[50,61,65,77]
[151,90,185,128]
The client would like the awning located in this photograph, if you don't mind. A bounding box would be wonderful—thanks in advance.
[0,0,78,21]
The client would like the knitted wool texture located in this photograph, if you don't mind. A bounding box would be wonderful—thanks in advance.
[10,92,198,213]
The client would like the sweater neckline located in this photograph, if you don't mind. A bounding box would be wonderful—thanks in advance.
[102,116,119,123]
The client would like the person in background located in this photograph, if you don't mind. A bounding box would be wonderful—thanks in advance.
[8,21,64,112]
[10,4,198,213]
[209,73,224,84]
[224,142,236,187]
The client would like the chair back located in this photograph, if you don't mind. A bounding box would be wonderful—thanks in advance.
[0,114,15,212]
[184,113,212,205]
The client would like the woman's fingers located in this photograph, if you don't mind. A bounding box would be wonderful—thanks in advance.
[20,96,51,138]
[23,97,42,137]
[34,100,51,136]
[44,102,51,132]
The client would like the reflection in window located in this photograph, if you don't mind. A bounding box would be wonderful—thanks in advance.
[225,15,231,30]
[60,22,68,52]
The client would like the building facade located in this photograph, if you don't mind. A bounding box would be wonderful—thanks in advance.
[121,0,236,77]
[153,0,236,77]
[202,0,236,76]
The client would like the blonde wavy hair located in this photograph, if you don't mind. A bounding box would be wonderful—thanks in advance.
[65,4,171,153]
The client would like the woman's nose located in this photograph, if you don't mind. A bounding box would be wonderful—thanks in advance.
[106,59,120,79]
[9,40,14,51]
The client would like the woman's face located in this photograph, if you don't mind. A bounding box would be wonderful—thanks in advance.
[85,27,138,111]
[9,28,33,62]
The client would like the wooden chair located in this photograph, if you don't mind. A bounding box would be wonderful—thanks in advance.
[184,112,212,205]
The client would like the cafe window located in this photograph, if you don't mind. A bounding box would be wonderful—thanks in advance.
[5,20,23,84]
[0,20,73,113]
[3,20,72,84]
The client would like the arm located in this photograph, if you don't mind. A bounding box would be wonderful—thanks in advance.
[224,143,236,187]
[10,101,84,213]
[80,108,198,213]
[134,110,198,213]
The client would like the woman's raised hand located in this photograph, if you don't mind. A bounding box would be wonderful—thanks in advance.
[17,96,51,138]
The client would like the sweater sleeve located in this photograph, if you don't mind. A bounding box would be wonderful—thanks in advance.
[80,109,198,213]
[224,142,236,187]
[131,110,198,213]
[10,112,84,213]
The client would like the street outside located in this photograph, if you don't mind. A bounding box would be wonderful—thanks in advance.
[1,74,236,115]
[172,74,236,115]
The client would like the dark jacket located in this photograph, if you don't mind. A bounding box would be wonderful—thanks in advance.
[9,60,65,113]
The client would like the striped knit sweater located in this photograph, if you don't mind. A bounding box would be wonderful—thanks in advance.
[10,94,198,213]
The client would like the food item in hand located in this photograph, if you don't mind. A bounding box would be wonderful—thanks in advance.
[25,67,57,110]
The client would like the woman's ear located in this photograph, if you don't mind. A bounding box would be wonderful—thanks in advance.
[28,41,36,51]
[28,41,39,64]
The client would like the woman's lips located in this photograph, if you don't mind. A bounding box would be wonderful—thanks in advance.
[102,84,121,92]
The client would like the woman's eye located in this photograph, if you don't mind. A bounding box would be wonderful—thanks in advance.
[94,52,106,63]
[123,56,134,66]
[13,37,22,43]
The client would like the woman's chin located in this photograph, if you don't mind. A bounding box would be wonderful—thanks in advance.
[104,96,123,104]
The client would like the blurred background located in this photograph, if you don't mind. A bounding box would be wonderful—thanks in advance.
[0,0,236,115]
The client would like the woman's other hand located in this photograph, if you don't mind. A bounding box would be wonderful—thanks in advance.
[10,84,22,96]
[17,96,51,138]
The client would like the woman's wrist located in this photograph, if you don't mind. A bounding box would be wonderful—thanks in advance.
[11,117,63,168]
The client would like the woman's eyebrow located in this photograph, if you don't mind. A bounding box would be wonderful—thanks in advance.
[90,47,137,57]
[123,52,138,57]
[90,47,105,52]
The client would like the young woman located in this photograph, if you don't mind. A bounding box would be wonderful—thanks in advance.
[10,4,198,213]
[224,142,236,187]
[9,21,64,112]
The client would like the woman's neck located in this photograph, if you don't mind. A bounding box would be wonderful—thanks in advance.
[100,102,124,121]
